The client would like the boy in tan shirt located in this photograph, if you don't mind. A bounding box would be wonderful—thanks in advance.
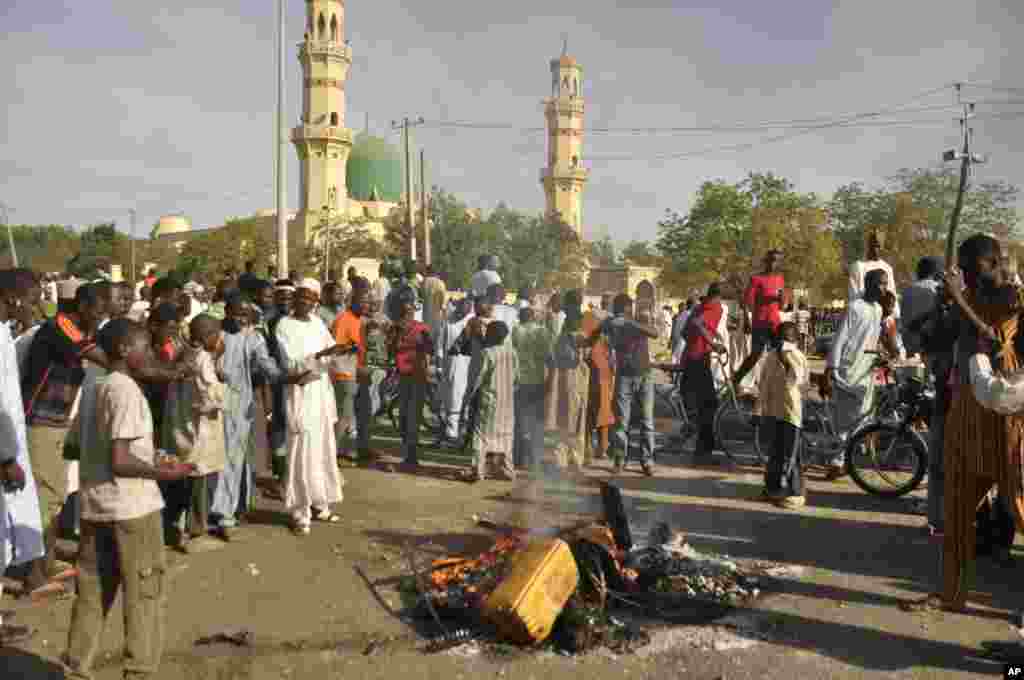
[758,321,808,509]
[63,318,195,680]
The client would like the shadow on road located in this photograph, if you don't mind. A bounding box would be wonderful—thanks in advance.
[0,648,64,679]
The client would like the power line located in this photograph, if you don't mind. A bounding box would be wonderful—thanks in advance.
[420,99,1023,136]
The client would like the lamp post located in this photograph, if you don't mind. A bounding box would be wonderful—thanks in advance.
[320,204,347,281]
[0,202,17,267]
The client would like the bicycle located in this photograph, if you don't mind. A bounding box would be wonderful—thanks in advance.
[640,353,765,464]
[754,357,930,497]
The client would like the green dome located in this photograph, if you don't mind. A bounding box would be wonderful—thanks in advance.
[346,132,403,203]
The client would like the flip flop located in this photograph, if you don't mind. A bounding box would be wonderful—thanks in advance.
[0,623,36,645]
[310,509,341,523]
[291,524,311,536]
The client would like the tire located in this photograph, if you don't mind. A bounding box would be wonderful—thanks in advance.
[713,396,770,464]
[845,423,928,497]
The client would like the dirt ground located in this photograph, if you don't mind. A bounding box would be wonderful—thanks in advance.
[3,398,1023,679]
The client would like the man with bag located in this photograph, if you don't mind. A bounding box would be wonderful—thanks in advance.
[21,281,107,594]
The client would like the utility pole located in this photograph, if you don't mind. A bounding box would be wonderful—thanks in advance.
[942,84,986,264]
[129,208,137,287]
[391,116,424,261]
[275,0,289,278]
[420,148,430,266]
[0,202,15,268]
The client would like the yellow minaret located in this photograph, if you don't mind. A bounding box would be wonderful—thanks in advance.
[541,40,588,237]
[291,0,354,242]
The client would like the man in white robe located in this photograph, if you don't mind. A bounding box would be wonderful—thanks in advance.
[849,229,899,319]
[274,280,346,535]
[441,299,477,444]
[823,268,890,479]
[0,305,44,642]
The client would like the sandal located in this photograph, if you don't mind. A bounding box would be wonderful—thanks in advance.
[0,623,36,645]
[291,523,311,536]
[310,509,341,523]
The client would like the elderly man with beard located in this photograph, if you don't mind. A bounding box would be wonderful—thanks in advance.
[274,280,349,535]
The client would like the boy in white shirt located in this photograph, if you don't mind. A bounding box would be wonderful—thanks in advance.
[758,322,808,509]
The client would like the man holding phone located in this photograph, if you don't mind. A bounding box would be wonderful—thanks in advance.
[733,250,787,389]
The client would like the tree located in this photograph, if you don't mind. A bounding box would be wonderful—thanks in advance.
[178,217,278,281]
[0,224,81,272]
[657,172,840,301]
[620,240,662,267]
[586,235,617,267]
[828,168,1020,264]
[657,179,756,298]
[310,214,386,279]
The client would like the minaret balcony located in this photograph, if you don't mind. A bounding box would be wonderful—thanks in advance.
[297,40,352,64]
[544,98,585,116]
[291,124,354,145]
[540,167,589,183]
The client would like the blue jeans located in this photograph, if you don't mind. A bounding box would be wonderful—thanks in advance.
[611,374,655,463]
[514,384,545,468]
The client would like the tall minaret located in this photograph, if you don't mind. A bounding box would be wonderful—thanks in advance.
[291,0,354,242]
[541,40,588,237]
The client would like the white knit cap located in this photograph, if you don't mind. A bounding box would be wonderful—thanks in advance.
[58,278,82,300]
[298,278,321,297]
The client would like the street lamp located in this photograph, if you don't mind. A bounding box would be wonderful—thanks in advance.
[0,202,17,267]
[320,204,347,281]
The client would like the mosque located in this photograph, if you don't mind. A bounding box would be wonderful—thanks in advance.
[152,0,664,310]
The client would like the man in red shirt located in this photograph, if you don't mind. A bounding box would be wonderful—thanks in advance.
[684,283,727,463]
[733,250,787,388]
[389,286,433,467]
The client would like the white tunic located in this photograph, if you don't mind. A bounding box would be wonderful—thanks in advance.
[969,354,1024,416]
[0,322,44,570]
[275,316,345,511]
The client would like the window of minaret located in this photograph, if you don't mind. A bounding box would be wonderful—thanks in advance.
[330,14,337,42]
[330,112,338,127]
[571,155,578,168]
[562,76,569,92]
[573,78,579,96]
[318,13,326,40]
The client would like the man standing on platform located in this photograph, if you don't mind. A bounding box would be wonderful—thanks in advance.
[733,250,787,389]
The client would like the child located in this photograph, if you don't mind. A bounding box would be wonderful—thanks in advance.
[758,321,808,509]
[63,318,194,679]
[160,314,227,552]
[465,321,519,482]
[361,293,391,434]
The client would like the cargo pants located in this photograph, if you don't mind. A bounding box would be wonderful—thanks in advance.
[64,511,167,680]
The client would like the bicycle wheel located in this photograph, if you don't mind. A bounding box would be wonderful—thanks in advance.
[713,395,770,464]
[845,423,928,497]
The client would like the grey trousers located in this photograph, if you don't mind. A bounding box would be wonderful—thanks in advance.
[398,376,425,464]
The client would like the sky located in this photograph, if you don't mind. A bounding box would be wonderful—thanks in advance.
[2,0,1022,246]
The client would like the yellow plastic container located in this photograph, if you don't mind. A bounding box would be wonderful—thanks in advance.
[482,538,579,644]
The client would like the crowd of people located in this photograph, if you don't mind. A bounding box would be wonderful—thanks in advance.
[1,228,1024,675]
